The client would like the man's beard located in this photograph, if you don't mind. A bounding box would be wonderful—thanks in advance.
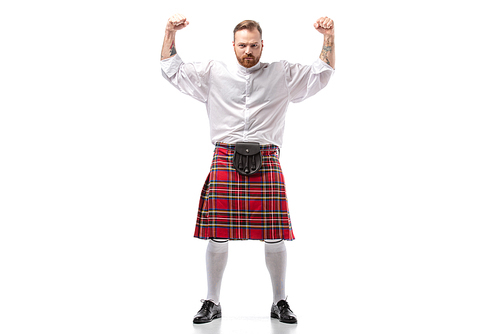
[237,54,260,68]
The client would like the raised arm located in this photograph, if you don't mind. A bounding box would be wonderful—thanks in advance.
[161,13,189,61]
[314,17,335,69]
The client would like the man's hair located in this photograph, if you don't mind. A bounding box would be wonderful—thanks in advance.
[233,20,262,40]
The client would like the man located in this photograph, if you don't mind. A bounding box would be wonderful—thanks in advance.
[160,14,335,324]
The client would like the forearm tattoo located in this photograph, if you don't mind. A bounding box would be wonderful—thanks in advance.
[169,41,177,57]
[320,36,333,66]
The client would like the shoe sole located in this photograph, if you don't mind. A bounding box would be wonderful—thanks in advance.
[193,312,221,324]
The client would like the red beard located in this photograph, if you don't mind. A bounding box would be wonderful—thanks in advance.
[238,55,259,68]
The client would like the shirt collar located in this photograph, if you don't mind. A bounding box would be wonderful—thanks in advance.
[236,61,262,74]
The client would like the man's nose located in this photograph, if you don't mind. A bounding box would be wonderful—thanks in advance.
[245,47,252,55]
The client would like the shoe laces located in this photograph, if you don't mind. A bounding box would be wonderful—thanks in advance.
[200,299,214,311]
[277,299,291,311]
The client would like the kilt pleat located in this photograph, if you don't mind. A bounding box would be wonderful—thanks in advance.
[194,142,295,240]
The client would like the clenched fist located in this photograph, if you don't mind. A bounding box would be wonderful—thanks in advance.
[314,16,334,36]
[166,13,189,32]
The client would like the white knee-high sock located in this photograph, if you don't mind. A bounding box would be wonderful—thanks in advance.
[265,240,287,304]
[205,239,228,305]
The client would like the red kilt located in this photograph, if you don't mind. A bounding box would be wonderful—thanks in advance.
[194,142,295,240]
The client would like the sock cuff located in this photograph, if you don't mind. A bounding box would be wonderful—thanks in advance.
[208,239,229,253]
[264,239,286,253]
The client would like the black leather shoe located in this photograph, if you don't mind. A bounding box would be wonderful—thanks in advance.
[193,300,222,324]
[270,299,297,324]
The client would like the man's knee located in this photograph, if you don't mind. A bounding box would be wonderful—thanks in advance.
[209,238,229,243]
[264,239,284,244]
[264,239,286,252]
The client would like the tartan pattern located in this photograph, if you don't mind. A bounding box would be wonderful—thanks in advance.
[195,142,295,240]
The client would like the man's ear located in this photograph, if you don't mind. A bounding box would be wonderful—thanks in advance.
[232,41,235,47]
[261,40,264,49]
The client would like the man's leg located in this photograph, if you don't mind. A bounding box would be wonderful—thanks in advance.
[206,238,228,304]
[265,239,297,324]
[193,238,228,324]
[264,239,287,303]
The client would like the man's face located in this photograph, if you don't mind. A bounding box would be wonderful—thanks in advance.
[233,29,263,68]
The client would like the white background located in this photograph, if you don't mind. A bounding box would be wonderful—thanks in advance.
[1,0,499,333]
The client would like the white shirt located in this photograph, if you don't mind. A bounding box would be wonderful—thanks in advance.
[160,54,334,147]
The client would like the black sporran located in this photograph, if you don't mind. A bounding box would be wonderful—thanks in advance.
[233,142,262,176]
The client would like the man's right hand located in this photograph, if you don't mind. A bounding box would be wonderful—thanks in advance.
[166,13,189,32]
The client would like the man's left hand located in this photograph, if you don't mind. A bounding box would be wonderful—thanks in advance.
[314,17,334,36]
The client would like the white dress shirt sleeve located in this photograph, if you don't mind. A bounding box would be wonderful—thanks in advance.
[281,58,334,103]
[160,54,213,103]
